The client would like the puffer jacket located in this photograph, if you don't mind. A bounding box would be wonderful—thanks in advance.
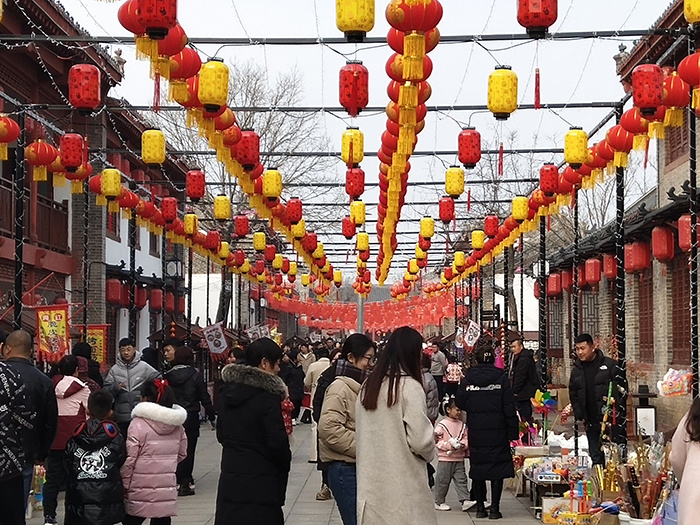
[120,402,187,518]
[65,419,126,525]
[53,375,90,450]
[0,362,34,481]
[434,416,468,462]
[318,376,361,463]
[511,348,540,403]
[568,349,618,422]
[104,351,160,424]
[164,365,216,421]
[421,368,439,421]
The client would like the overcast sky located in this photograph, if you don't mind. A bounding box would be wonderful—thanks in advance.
[55,0,671,277]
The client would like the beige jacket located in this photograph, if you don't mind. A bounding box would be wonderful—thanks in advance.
[318,375,360,463]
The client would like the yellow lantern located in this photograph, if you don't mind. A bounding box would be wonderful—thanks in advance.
[313,242,325,259]
[350,199,366,225]
[141,129,166,166]
[408,259,419,275]
[101,169,122,199]
[336,0,374,42]
[445,166,465,198]
[356,232,369,251]
[686,0,700,23]
[333,270,343,284]
[289,261,298,276]
[420,217,434,239]
[198,58,229,113]
[416,244,427,260]
[512,196,529,223]
[253,232,266,252]
[454,251,466,268]
[321,260,331,274]
[183,213,198,235]
[564,127,588,169]
[291,219,306,240]
[263,169,283,201]
[218,241,230,260]
[257,272,266,283]
[302,274,310,287]
[487,65,518,120]
[240,259,251,274]
[341,127,364,165]
[472,230,486,250]
[213,194,231,221]
[273,253,284,270]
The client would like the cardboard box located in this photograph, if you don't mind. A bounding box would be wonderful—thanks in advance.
[542,497,570,524]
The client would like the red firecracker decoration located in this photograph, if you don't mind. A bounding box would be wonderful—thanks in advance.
[68,64,102,111]
[265,244,276,263]
[458,127,481,169]
[302,232,318,253]
[342,216,356,240]
[186,169,205,203]
[484,215,499,238]
[346,167,365,199]
[339,61,369,118]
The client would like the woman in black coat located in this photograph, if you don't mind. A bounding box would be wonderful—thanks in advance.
[456,337,519,520]
[279,349,305,423]
[164,346,216,496]
[215,338,291,525]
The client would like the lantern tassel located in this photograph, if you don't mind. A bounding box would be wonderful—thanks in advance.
[108,200,120,214]
[0,143,7,161]
[52,173,66,188]
[398,84,418,108]
[633,133,648,151]
[70,180,83,194]
[169,80,187,102]
[402,32,426,81]
[693,87,700,109]
[135,36,157,61]
[467,189,471,211]
[644,138,650,170]
[613,151,628,168]
[397,126,416,155]
[96,195,107,207]
[498,142,504,176]
[547,215,551,232]
[648,121,665,140]
[398,106,417,127]
[664,107,684,127]
[534,67,541,110]
[33,165,47,182]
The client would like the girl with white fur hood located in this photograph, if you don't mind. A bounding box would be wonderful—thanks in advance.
[121,379,187,525]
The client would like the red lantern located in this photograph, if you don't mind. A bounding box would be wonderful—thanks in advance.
[458,127,481,169]
[136,0,177,39]
[68,64,102,111]
[678,214,698,252]
[663,72,691,127]
[339,61,369,118]
[605,125,634,168]
[346,167,365,199]
[624,241,651,273]
[233,250,245,267]
[170,47,202,81]
[161,197,178,223]
[302,232,318,253]
[652,226,675,262]
[157,22,187,56]
[118,283,130,308]
[286,197,303,225]
[177,296,186,315]
[561,268,573,292]
[234,215,249,238]
[134,287,148,309]
[205,231,221,252]
[563,166,582,187]
[214,108,236,131]
[222,124,242,147]
[533,281,540,299]
[539,163,559,197]
[632,64,664,117]
[385,53,433,83]
[106,278,122,304]
[254,259,265,276]
[358,249,370,262]
[419,236,431,251]
[0,115,20,161]
[59,133,84,172]
[484,215,499,238]
[164,292,175,314]
[585,258,602,286]
[265,244,276,263]
[118,0,145,34]
[678,52,700,110]
[149,288,163,311]
[517,0,558,39]
[439,196,455,223]
[342,216,356,240]
[186,169,205,203]
[577,265,588,288]
[546,273,562,297]
[603,254,617,280]
[385,0,444,33]
[25,141,58,182]
[236,130,260,170]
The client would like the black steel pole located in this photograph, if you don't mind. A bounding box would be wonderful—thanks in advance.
[520,234,524,333]
[13,111,25,331]
[690,34,699,399]
[492,261,497,332]
[479,267,484,335]
[82,183,89,337]
[573,187,580,342]
[186,246,193,343]
[237,273,242,333]
[504,247,509,332]
[205,256,210,326]
[128,182,137,339]
[539,215,548,388]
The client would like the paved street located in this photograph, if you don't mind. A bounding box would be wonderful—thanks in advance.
[29,421,539,524]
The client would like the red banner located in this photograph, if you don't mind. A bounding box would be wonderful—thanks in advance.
[36,304,69,363]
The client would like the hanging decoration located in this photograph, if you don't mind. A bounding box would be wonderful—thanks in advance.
[26,140,58,182]
[516,0,558,39]
[336,0,375,42]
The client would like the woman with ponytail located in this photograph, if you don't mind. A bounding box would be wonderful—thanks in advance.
[120,379,188,525]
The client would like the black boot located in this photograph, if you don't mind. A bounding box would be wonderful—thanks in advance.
[473,480,488,518]
[489,479,503,519]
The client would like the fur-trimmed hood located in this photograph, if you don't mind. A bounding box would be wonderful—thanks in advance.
[220,364,287,407]
[131,401,187,435]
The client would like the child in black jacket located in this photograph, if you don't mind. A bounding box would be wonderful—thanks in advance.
[64,390,126,525]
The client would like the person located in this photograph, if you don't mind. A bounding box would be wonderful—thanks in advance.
[568,333,619,466]
[671,397,700,525]
[421,352,439,423]
[297,342,316,374]
[305,347,331,463]
[215,338,291,525]
[456,337,518,520]
[121,379,187,525]
[356,326,437,525]
[325,337,335,354]
[104,338,160,436]
[280,348,305,425]
[509,337,540,427]
[164,346,216,497]
[71,341,104,387]
[77,356,102,393]
[65,390,126,525]
[1,330,58,506]
[443,353,464,398]
[162,337,181,369]
[318,335,376,525]
[140,347,159,371]
[44,355,91,525]
[431,344,448,400]
[433,395,475,512]
[0,360,34,525]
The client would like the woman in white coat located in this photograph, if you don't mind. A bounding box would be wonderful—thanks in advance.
[356,326,437,525]
[671,397,700,525]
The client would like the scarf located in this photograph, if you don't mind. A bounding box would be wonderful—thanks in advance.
[334,358,368,385]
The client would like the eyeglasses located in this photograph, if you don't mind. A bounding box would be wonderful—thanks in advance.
[361,354,377,364]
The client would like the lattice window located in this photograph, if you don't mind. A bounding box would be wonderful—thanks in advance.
[665,114,689,166]
[672,254,691,365]
[547,298,564,358]
[579,290,599,338]
[638,267,654,362]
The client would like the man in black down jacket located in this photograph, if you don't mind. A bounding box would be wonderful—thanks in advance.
[457,338,518,520]
[215,338,291,525]
[568,333,619,466]
[508,337,540,425]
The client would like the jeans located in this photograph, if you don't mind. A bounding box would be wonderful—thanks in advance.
[327,462,357,525]
[43,450,68,519]
[176,412,200,486]
[0,474,26,525]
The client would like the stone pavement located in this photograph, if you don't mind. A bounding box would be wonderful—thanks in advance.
[28,421,539,524]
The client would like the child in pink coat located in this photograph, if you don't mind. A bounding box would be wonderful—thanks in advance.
[121,379,187,525]
[433,395,476,512]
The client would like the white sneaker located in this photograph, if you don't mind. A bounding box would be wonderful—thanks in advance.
[434,503,451,511]
[292,419,298,426]
[461,500,477,511]
[485,500,491,509]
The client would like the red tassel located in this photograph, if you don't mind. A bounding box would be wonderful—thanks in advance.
[498,142,504,176]
[547,215,551,231]
[467,189,471,211]
[570,189,576,210]
[154,72,161,113]
[644,138,649,169]
[534,68,541,110]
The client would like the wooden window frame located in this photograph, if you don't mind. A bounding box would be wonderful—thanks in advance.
[671,254,691,365]
[638,267,654,362]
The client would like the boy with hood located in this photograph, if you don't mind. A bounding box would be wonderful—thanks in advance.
[65,390,126,525]
[104,338,160,436]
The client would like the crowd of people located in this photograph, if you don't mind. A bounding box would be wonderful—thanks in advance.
[1,325,699,525]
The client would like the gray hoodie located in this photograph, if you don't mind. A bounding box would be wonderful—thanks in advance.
[104,350,160,423]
